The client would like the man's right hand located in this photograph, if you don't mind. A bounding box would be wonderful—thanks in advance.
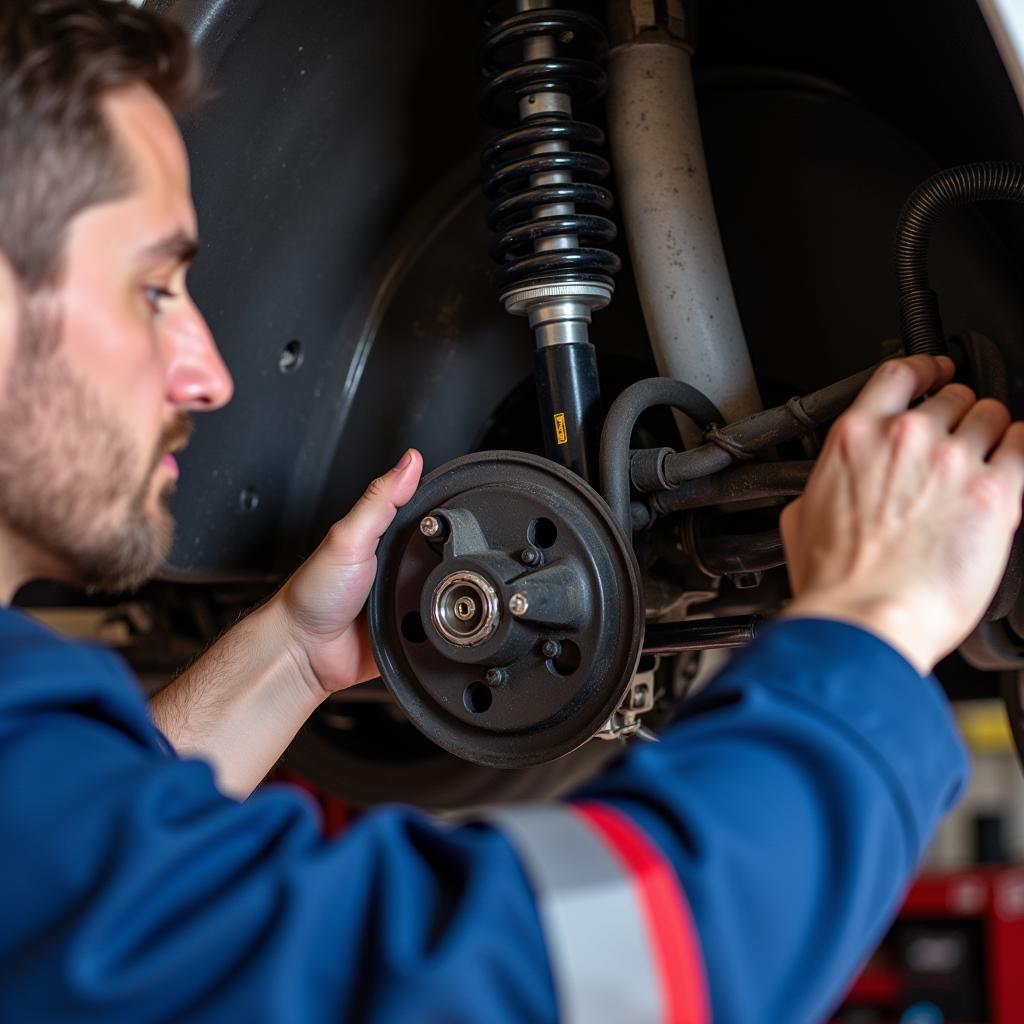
[781,354,1024,674]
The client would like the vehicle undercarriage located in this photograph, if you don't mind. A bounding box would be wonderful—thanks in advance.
[27,0,1024,807]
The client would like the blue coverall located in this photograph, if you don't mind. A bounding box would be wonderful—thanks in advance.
[0,606,966,1022]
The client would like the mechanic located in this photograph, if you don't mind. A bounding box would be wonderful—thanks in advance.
[1,3,1022,1023]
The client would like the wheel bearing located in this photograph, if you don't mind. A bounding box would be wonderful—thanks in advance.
[431,570,500,647]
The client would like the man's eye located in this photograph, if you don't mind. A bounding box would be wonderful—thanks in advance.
[143,285,177,313]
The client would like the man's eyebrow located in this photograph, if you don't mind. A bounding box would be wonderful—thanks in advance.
[137,231,199,267]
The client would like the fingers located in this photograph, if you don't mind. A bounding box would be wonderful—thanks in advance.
[911,382,977,433]
[850,355,955,418]
[952,397,1011,459]
[323,449,424,566]
[989,421,1024,488]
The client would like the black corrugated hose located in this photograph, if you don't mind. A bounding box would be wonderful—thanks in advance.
[897,162,1024,356]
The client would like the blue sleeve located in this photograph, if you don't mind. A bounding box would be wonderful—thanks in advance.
[576,617,969,1024]
[0,615,967,1024]
[0,626,555,1024]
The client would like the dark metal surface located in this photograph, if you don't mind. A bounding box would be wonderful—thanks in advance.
[369,450,643,767]
[162,0,493,577]
[163,0,1024,582]
[133,0,1024,796]
[643,616,760,654]
[895,163,1024,356]
[961,619,1024,671]
[644,366,876,488]
[696,6,1024,399]
[696,529,785,576]
[284,705,622,810]
[534,342,602,479]
[643,460,812,522]
[600,377,722,534]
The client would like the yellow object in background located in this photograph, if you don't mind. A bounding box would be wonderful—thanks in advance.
[957,700,1014,754]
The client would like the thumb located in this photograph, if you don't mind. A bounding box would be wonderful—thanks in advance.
[324,449,423,566]
[779,497,803,591]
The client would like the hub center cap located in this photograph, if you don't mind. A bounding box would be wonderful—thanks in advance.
[431,570,500,647]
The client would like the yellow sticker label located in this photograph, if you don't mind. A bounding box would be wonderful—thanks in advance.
[554,412,569,446]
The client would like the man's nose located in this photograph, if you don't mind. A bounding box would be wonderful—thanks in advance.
[165,303,234,411]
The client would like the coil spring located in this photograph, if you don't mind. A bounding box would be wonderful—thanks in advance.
[480,3,621,296]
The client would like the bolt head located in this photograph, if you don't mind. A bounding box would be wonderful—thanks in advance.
[508,593,529,617]
[521,548,540,566]
[420,515,442,538]
[484,667,506,686]
[541,639,561,659]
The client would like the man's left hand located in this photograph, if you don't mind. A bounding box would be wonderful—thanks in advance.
[272,448,423,697]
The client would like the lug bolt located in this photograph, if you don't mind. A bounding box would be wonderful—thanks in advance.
[484,667,507,686]
[508,593,529,617]
[521,548,540,566]
[541,639,561,659]
[420,515,442,539]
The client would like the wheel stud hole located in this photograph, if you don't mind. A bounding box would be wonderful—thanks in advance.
[464,682,493,714]
[548,639,581,677]
[528,517,558,549]
[401,611,427,644]
[279,339,304,374]
[239,487,259,513]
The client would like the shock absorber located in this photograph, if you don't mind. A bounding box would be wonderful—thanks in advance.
[480,0,620,482]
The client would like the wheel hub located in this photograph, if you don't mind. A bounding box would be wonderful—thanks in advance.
[369,450,643,767]
[431,570,500,647]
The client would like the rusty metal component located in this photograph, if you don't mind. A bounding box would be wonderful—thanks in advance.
[637,461,813,526]
[633,364,878,489]
[607,1,760,434]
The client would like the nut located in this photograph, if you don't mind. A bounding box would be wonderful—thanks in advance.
[419,515,442,538]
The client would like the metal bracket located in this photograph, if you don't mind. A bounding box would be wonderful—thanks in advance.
[595,660,658,740]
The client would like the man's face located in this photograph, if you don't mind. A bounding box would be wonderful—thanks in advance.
[0,84,233,591]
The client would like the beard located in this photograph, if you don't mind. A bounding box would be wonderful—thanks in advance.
[0,298,191,592]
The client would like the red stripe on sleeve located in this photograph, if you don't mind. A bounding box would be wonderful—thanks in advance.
[572,801,710,1024]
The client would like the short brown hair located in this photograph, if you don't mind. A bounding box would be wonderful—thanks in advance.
[0,0,202,290]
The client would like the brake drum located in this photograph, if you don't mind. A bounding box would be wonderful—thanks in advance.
[369,451,643,767]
